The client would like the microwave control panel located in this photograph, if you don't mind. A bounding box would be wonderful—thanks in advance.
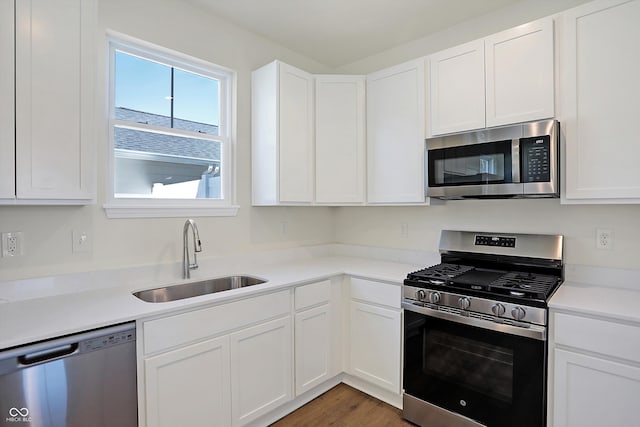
[521,135,551,183]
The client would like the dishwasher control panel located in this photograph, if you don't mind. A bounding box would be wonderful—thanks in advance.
[80,328,136,353]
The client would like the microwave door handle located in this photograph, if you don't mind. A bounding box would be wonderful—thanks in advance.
[512,139,520,183]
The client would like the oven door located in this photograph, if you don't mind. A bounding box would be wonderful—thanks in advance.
[427,139,523,199]
[403,306,546,427]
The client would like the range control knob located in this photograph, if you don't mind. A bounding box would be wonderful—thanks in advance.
[492,303,506,316]
[458,297,471,310]
[415,289,426,301]
[511,306,526,321]
[428,291,441,304]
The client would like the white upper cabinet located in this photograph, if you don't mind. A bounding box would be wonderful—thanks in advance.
[10,0,95,203]
[252,60,314,205]
[0,0,15,200]
[428,17,555,135]
[429,40,486,135]
[485,18,554,128]
[560,0,640,202]
[366,59,427,204]
[315,75,366,204]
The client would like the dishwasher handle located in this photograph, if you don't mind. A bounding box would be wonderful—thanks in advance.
[18,343,79,366]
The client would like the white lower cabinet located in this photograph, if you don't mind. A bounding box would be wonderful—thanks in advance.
[140,277,402,425]
[348,278,402,394]
[294,280,334,395]
[230,316,293,426]
[295,305,331,394]
[140,290,292,427]
[349,301,401,393]
[145,336,231,427]
[550,310,640,426]
[553,349,640,427]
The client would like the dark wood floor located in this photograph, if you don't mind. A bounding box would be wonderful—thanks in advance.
[271,384,415,427]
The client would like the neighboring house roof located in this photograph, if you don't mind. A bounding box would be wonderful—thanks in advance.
[114,107,220,161]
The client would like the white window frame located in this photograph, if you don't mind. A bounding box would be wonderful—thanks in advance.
[104,32,238,218]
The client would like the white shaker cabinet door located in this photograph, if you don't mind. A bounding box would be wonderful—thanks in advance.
[14,0,95,201]
[349,301,401,394]
[366,59,426,204]
[561,0,640,201]
[252,60,314,205]
[144,336,232,427]
[315,75,366,204]
[230,316,293,426]
[278,63,314,204]
[295,303,332,395]
[485,17,554,128]
[553,348,640,427]
[429,40,485,135]
[0,0,14,200]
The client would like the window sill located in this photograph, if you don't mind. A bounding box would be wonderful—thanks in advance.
[104,202,239,218]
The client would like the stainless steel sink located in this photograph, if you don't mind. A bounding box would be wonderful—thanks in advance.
[133,275,267,303]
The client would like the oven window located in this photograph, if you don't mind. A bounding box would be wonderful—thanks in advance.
[424,330,513,403]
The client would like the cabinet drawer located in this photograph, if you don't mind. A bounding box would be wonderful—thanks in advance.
[295,280,331,311]
[554,312,640,363]
[350,277,401,309]
[143,290,290,355]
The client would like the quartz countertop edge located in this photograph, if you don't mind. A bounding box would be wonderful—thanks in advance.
[0,256,419,350]
[549,280,640,325]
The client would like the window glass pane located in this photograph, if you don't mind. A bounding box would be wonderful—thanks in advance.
[173,69,220,135]
[114,51,171,123]
[114,127,221,199]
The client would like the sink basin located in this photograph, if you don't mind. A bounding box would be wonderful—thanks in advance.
[133,275,267,303]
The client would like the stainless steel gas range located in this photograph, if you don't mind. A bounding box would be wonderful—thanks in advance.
[402,230,563,427]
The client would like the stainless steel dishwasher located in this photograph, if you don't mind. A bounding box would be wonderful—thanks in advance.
[0,322,137,427]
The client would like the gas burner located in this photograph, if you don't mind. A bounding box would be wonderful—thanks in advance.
[490,272,560,300]
[408,263,474,282]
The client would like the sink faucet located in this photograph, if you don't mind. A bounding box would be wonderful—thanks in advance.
[182,219,202,279]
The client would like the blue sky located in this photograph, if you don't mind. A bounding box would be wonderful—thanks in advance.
[114,51,220,126]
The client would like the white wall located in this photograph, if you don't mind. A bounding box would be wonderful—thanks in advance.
[0,0,335,281]
[334,0,640,271]
[334,201,640,270]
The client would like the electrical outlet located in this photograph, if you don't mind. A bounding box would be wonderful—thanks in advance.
[280,221,288,235]
[596,229,613,250]
[2,232,24,257]
[400,223,409,238]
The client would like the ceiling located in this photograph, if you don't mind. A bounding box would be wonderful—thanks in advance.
[191,0,526,68]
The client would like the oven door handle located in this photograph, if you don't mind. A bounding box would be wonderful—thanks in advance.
[402,302,546,341]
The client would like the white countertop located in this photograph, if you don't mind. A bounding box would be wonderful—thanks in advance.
[0,251,420,350]
[549,263,640,324]
[2,244,639,350]
[549,280,640,324]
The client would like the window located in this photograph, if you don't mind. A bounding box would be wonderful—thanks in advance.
[105,34,237,218]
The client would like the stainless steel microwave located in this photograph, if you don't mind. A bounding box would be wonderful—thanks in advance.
[426,120,559,199]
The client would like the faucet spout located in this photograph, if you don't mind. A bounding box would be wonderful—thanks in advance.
[182,219,202,279]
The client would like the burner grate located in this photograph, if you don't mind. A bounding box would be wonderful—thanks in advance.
[490,272,560,299]
[408,263,474,282]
